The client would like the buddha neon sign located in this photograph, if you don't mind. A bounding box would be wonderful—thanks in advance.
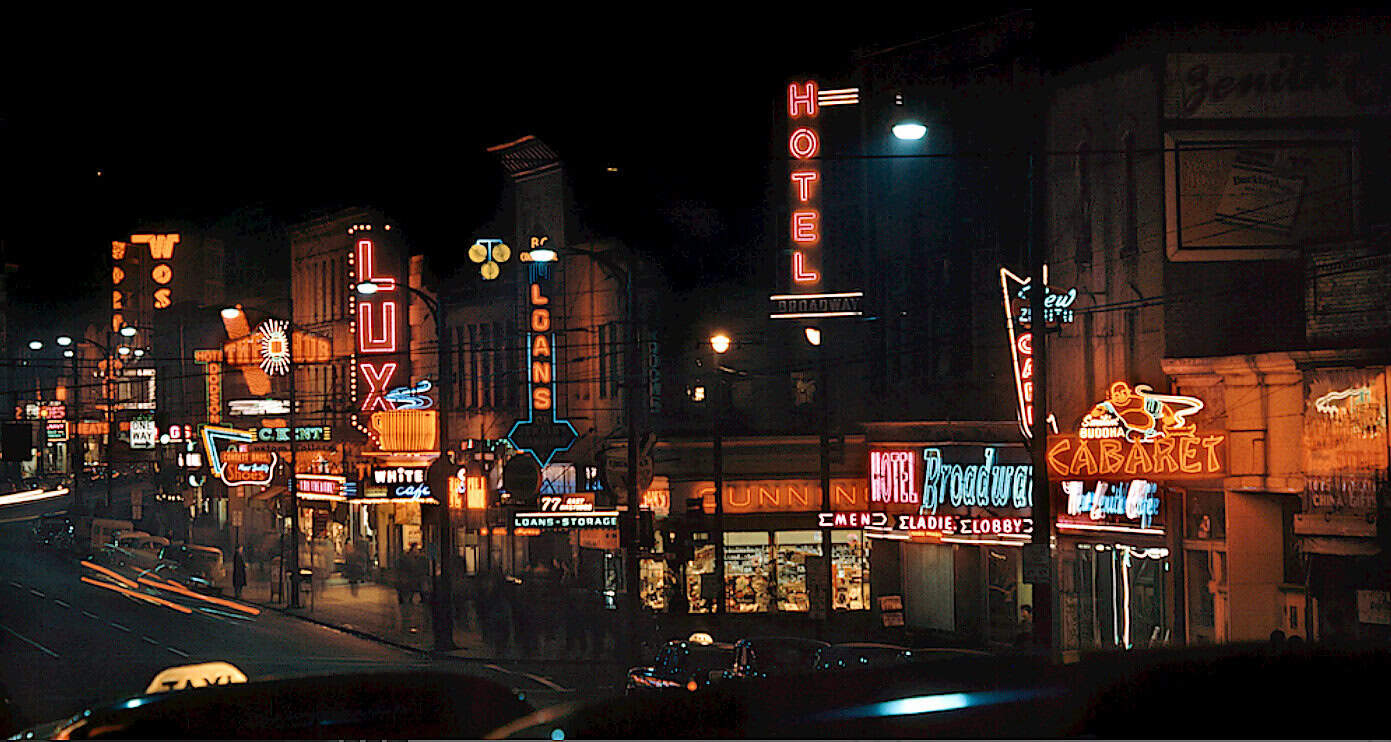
[1046,382,1227,480]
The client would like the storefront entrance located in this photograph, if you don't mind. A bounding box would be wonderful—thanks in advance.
[1062,542,1170,651]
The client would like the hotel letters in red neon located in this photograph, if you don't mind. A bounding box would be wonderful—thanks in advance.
[789,80,821,285]
[356,238,399,413]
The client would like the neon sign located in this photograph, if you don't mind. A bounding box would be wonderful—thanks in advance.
[1001,267,1068,439]
[256,319,291,376]
[506,279,578,466]
[200,424,279,487]
[352,237,403,439]
[385,379,434,410]
[1047,383,1227,480]
[921,447,1032,514]
[1059,480,1163,532]
[788,80,821,285]
[895,514,1034,538]
[869,450,921,510]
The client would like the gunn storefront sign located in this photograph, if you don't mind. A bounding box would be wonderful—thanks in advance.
[1047,382,1227,480]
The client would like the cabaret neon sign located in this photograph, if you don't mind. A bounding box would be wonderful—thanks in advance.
[1046,382,1227,480]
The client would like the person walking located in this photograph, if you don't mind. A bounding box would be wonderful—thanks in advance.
[232,546,247,599]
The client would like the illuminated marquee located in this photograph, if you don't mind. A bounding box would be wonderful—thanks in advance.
[1047,383,1227,480]
[256,319,291,376]
[506,279,578,466]
[678,478,870,515]
[539,493,596,512]
[297,474,345,501]
[513,511,620,530]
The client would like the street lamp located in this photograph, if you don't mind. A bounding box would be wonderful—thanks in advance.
[892,121,928,141]
[356,280,457,651]
[708,333,732,616]
[809,326,832,633]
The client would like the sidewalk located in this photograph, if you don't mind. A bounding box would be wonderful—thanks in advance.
[237,570,634,666]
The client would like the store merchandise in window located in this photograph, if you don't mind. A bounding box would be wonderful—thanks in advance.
[774,531,822,612]
[831,531,870,611]
[686,543,716,613]
[725,532,773,613]
[640,557,672,611]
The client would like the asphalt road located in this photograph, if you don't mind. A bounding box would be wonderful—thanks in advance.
[0,520,619,733]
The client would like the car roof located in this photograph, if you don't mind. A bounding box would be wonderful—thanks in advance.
[668,639,734,650]
[737,636,831,647]
[828,642,909,651]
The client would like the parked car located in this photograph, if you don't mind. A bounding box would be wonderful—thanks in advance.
[97,532,170,572]
[156,543,228,593]
[627,633,735,697]
[721,636,830,682]
[29,515,75,551]
[86,518,135,555]
[813,643,990,673]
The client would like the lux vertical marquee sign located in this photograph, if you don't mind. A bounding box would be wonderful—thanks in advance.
[769,80,863,321]
[352,236,404,441]
[507,276,578,466]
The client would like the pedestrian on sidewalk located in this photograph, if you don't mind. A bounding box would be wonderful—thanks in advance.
[232,546,247,599]
[344,541,367,598]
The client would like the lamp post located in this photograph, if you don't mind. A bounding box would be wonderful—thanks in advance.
[357,281,456,651]
[806,326,833,633]
[708,333,730,615]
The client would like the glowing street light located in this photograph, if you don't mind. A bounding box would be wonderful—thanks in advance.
[220,306,244,320]
[710,334,731,355]
[57,336,73,346]
[28,340,43,350]
[893,121,928,140]
[804,326,822,346]
[117,346,131,356]
[119,326,138,338]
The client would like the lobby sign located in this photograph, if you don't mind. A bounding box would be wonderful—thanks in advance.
[1047,382,1227,480]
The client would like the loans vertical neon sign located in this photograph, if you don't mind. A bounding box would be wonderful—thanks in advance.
[507,277,578,466]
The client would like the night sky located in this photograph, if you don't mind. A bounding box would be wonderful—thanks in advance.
[1,10,1161,319]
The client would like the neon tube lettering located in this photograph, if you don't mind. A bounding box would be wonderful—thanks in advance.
[792,252,819,283]
[789,128,819,159]
[791,170,818,201]
[357,301,397,353]
[788,81,818,117]
[355,239,396,291]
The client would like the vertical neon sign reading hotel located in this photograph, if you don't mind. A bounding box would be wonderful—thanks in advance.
[770,80,863,320]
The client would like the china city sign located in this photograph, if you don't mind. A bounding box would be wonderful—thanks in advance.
[1046,382,1228,480]
[1001,266,1072,439]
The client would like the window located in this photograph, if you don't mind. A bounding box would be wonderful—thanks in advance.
[724,532,772,613]
[831,530,870,611]
[774,530,822,612]
[685,536,716,614]
[1184,490,1228,644]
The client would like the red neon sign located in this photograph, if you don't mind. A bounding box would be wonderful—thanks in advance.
[360,362,398,412]
[357,301,398,353]
[788,80,822,289]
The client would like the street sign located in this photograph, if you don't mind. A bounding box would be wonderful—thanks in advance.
[1023,543,1051,584]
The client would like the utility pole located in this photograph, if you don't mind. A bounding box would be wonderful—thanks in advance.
[1027,148,1054,654]
[623,260,643,666]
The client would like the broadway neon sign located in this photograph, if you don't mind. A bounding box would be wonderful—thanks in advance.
[921,447,1033,514]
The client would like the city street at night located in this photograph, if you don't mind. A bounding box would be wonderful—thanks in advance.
[4,9,1391,739]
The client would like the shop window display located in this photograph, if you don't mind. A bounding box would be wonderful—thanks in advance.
[686,542,716,613]
[640,557,673,611]
[725,532,773,613]
[774,531,822,612]
[831,531,870,611]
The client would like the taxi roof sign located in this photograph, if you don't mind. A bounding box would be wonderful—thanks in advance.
[145,661,248,695]
[687,632,715,645]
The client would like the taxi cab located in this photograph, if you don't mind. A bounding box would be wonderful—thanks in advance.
[626,633,735,697]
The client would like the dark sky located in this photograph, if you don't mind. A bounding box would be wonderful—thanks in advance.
[1,9,1161,317]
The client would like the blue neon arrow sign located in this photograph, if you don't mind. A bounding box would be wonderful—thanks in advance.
[507,278,578,467]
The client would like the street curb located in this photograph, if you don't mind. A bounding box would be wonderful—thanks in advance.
[242,597,626,668]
